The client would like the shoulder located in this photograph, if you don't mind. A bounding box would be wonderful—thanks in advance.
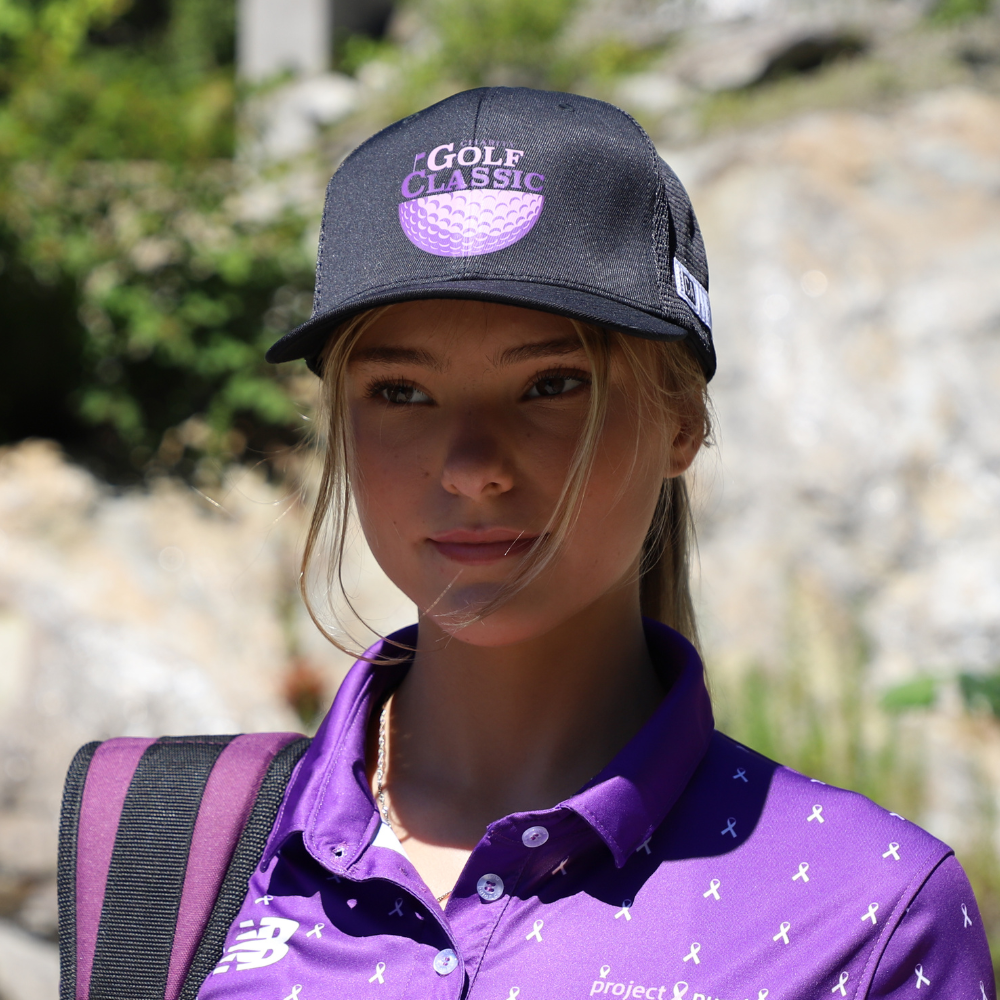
[677,732,994,997]
[865,853,995,999]
[700,730,951,874]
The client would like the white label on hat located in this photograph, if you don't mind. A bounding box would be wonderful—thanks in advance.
[673,259,712,330]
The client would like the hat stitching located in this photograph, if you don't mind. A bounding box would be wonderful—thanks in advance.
[459,89,488,282]
[307,270,698,329]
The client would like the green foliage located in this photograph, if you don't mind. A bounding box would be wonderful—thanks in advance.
[698,56,909,135]
[881,676,938,713]
[2,52,235,163]
[928,0,993,24]
[581,38,665,84]
[0,0,236,163]
[0,0,318,481]
[1,162,315,479]
[712,581,921,812]
[348,0,653,120]
[424,0,579,88]
[339,33,395,78]
[166,0,236,78]
[959,671,1000,718]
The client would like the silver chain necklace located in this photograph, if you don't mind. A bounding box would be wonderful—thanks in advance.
[376,694,451,904]
[375,695,392,827]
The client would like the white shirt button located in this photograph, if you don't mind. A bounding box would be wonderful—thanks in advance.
[477,873,505,902]
[433,948,459,975]
[521,825,549,848]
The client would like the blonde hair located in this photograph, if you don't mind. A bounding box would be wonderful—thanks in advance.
[300,305,711,658]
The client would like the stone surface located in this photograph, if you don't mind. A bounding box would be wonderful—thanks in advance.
[665,86,1000,852]
[615,72,692,117]
[670,87,1000,682]
[243,73,360,162]
[0,441,412,903]
[567,0,927,51]
[0,920,58,1000]
[670,21,866,92]
[237,0,331,81]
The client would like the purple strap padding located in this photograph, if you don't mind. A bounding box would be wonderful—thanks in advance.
[164,732,304,1000]
[75,737,157,1000]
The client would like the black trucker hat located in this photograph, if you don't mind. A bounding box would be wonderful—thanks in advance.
[266,86,716,380]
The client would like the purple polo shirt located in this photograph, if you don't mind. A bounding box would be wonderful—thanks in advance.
[198,621,994,1000]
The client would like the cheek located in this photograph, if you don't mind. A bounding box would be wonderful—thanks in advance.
[515,413,587,486]
[567,480,659,586]
[564,399,665,575]
[354,425,425,484]
[349,409,430,546]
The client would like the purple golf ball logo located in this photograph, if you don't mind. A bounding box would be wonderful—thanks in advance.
[398,142,545,257]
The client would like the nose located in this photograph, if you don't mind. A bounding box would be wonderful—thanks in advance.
[440,413,514,499]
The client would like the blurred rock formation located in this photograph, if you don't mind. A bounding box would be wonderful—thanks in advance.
[0,920,57,1000]
[568,0,931,53]
[0,441,412,978]
[670,85,1000,852]
[677,86,1000,685]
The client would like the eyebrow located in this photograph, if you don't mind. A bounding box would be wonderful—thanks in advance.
[493,337,587,367]
[350,337,586,372]
[349,346,445,371]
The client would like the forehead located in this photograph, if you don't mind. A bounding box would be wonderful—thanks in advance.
[352,299,585,365]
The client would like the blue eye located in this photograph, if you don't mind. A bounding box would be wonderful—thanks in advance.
[525,375,587,399]
[379,383,432,405]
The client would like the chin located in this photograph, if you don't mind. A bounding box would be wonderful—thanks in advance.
[420,586,588,649]
[425,612,559,649]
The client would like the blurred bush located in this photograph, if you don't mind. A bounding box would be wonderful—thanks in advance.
[713,580,925,820]
[0,0,315,482]
[0,0,235,163]
[416,0,579,86]
[341,0,652,120]
[930,0,994,23]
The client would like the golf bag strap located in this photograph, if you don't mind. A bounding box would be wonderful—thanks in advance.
[58,732,311,1000]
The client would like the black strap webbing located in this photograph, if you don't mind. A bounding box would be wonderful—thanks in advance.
[58,740,101,1000]
[179,736,312,999]
[90,735,236,998]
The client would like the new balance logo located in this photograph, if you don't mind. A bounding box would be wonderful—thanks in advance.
[212,917,299,973]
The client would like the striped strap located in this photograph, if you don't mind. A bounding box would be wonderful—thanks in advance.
[59,733,310,1000]
[179,737,313,999]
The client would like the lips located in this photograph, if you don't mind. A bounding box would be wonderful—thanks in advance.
[427,529,539,565]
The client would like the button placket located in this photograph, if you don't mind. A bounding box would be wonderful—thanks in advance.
[329,839,467,992]
[521,825,549,848]
[476,873,505,902]
[433,948,459,975]
[438,841,533,993]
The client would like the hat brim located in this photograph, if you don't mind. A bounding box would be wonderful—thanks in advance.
[264,278,715,380]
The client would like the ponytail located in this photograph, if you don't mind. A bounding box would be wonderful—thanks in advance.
[640,476,699,649]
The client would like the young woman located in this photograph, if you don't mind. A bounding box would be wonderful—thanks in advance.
[200,88,994,999]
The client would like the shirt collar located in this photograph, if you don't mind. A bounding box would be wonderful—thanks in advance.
[564,619,715,865]
[264,618,714,872]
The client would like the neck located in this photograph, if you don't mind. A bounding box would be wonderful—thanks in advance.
[381,586,664,849]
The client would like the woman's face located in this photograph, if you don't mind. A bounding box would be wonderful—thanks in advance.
[346,300,700,647]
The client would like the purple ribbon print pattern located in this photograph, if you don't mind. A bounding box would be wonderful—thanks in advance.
[398,142,545,257]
